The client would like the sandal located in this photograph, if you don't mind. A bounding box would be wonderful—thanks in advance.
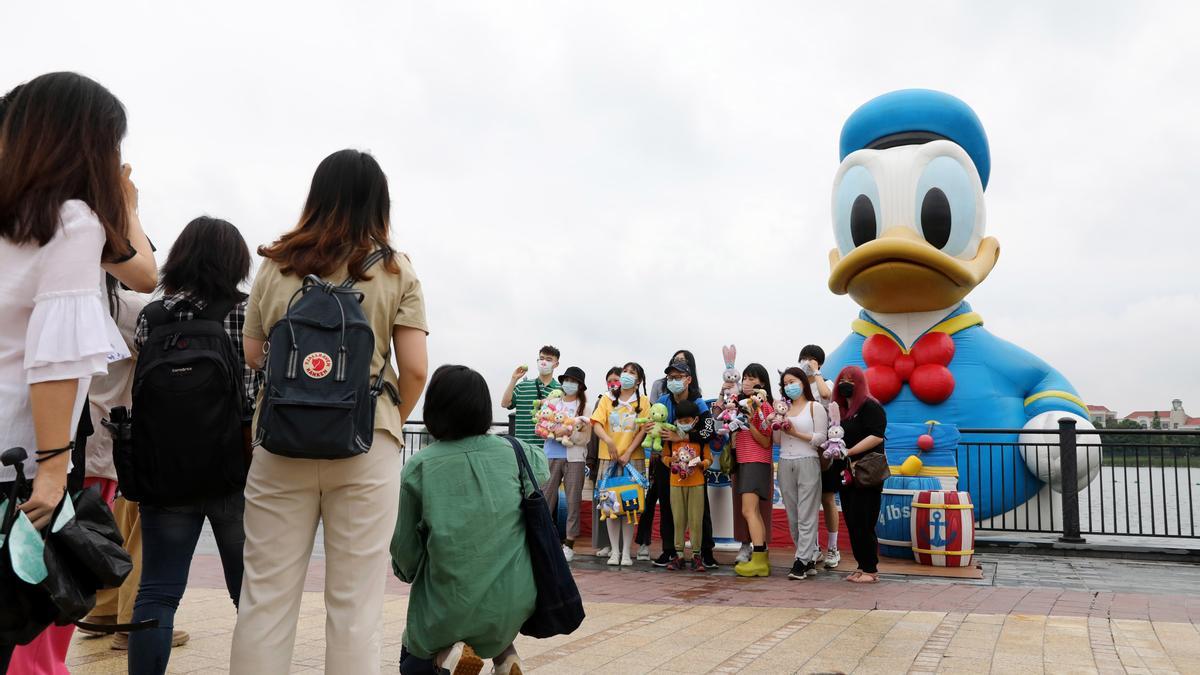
[845,571,862,582]
[849,572,879,584]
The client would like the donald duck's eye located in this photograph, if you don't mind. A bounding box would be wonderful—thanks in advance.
[833,165,881,255]
[915,156,978,257]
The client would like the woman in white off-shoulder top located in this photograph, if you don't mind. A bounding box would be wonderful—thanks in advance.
[0,72,156,674]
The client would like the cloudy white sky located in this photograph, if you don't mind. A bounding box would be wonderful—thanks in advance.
[4,1,1197,420]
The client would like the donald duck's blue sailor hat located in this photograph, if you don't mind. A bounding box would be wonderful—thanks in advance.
[839,89,991,189]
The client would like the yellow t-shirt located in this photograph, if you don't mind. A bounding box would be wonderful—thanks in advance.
[244,252,428,446]
[590,393,650,461]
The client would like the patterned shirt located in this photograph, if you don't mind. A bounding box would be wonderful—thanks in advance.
[506,378,561,448]
[134,291,262,412]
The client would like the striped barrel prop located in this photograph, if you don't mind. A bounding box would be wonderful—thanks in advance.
[910,490,975,567]
[876,475,942,559]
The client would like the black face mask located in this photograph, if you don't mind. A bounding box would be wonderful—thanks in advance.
[837,382,855,399]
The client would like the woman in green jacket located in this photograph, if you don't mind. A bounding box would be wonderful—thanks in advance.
[392,365,549,675]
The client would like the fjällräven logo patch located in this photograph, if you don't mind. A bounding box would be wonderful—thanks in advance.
[303,352,333,379]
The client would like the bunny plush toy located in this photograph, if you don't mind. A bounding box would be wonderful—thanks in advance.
[821,400,848,462]
[719,344,740,398]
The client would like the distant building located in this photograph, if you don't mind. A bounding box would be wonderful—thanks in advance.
[1087,405,1118,426]
[1123,399,1200,430]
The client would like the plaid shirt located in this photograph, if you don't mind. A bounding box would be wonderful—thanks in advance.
[134,291,262,412]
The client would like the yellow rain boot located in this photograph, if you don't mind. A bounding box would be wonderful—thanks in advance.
[734,550,770,577]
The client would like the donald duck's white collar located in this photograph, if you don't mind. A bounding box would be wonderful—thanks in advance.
[865,303,963,350]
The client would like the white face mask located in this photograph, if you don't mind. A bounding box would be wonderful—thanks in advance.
[537,359,554,375]
[561,381,579,396]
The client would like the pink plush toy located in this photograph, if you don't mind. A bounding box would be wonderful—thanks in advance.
[714,389,744,436]
[768,399,792,431]
[670,445,699,480]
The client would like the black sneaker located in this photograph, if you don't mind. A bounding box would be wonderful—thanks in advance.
[788,559,808,580]
[652,552,678,567]
[804,561,819,578]
[702,554,719,569]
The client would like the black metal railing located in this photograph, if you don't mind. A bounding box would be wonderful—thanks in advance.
[960,420,1200,541]
[399,415,516,461]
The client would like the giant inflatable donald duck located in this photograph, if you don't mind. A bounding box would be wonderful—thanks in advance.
[823,90,1096,521]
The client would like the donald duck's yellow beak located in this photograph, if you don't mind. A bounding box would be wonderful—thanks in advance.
[827,228,1000,313]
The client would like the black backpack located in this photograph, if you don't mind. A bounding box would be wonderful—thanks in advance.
[121,296,247,506]
[256,250,397,460]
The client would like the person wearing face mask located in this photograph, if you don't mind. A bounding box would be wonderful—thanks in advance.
[501,345,562,450]
[638,357,720,569]
[778,367,830,580]
[589,362,650,566]
[732,363,777,577]
[589,367,622,558]
[799,344,844,570]
[540,366,589,562]
[660,399,713,572]
[830,366,888,584]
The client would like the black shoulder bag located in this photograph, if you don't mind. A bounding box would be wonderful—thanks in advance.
[502,435,585,638]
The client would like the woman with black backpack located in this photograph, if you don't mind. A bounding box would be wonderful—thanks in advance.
[125,216,258,674]
[231,149,429,674]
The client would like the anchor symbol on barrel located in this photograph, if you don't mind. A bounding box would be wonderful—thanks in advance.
[928,511,959,548]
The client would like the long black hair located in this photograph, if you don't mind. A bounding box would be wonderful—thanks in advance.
[741,362,774,404]
[669,348,702,399]
[559,372,588,417]
[160,217,251,302]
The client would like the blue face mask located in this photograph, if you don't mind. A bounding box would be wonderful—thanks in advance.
[666,379,686,395]
[619,373,637,390]
[676,421,695,433]
[784,383,805,400]
[561,381,579,396]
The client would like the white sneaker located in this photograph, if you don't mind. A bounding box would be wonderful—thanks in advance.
[595,546,611,558]
[735,543,752,563]
[824,548,841,569]
[636,544,650,561]
[607,551,620,566]
[620,554,633,566]
[562,545,575,562]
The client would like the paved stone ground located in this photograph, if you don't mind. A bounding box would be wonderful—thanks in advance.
[65,550,1200,674]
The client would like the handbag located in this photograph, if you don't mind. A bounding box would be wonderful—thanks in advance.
[850,451,891,489]
[503,436,585,639]
[595,461,648,523]
[715,435,736,476]
[1,448,57,645]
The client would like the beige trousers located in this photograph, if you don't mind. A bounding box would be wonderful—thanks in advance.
[92,496,142,623]
[229,433,402,674]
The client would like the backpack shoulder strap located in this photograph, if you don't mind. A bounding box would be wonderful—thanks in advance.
[339,249,390,289]
[140,300,173,332]
[194,293,246,324]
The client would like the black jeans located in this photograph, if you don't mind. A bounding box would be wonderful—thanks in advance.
[840,485,882,574]
[635,457,714,558]
[399,645,437,674]
[128,491,245,675]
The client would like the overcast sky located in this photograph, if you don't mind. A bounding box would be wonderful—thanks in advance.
[4,2,1197,420]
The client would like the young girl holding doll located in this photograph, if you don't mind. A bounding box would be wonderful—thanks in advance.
[589,362,651,567]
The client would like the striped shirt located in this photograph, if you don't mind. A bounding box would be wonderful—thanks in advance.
[506,377,561,447]
[735,399,774,464]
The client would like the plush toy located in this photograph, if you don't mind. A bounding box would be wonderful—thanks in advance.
[563,417,591,447]
[821,401,847,462]
[719,344,740,399]
[714,389,748,437]
[670,445,702,481]
[533,391,566,439]
[636,403,676,452]
[768,399,792,431]
[531,389,564,423]
[597,490,621,521]
[739,388,770,425]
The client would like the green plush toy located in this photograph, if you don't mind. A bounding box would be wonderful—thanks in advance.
[636,402,677,452]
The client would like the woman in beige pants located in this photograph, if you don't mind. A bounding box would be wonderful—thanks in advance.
[232,149,429,674]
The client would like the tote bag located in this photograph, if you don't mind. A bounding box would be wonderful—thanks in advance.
[503,436,585,638]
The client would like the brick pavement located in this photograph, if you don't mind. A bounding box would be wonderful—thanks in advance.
[66,552,1200,673]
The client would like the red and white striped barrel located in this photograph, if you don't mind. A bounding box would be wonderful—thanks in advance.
[910,490,975,567]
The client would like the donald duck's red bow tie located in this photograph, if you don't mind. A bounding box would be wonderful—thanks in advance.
[862,332,955,404]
